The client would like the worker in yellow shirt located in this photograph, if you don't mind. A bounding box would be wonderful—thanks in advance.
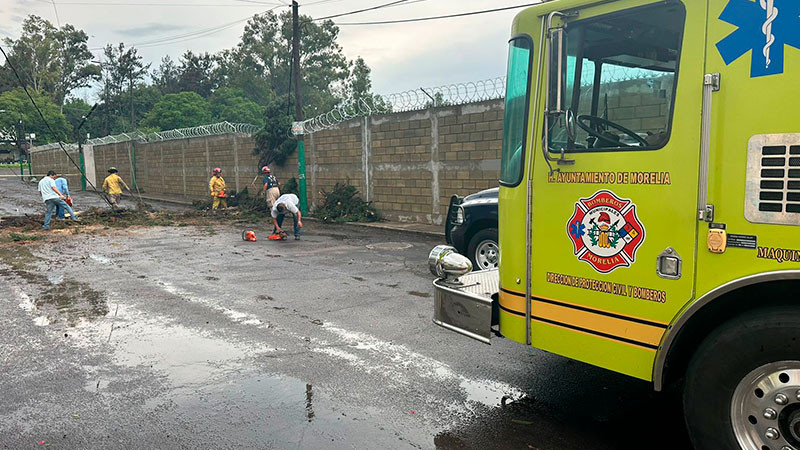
[209,167,227,210]
[102,167,130,207]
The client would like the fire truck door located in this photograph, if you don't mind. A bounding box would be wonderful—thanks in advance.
[527,0,707,381]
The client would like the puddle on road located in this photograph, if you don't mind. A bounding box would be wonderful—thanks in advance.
[1,244,110,327]
[170,370,416,448]
[88,306,414,447]
[112,321,249,386]
[36,280,109,326]
[435,385,691,450]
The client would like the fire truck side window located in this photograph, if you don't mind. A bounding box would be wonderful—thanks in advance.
[548,4,686,153]
[500,36,532,187]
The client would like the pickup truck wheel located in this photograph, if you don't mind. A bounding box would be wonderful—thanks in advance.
[467,228,498,270]
[683,307,800,450]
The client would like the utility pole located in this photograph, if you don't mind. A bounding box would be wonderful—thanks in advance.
[292,0,308,214]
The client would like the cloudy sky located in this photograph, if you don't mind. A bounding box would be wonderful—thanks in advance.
[0,0,536,102]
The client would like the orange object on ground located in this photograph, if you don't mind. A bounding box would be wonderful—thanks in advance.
[268,231,287,241]
[241,230,257,242]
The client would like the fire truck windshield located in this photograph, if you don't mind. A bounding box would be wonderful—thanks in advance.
[500,36,533,187]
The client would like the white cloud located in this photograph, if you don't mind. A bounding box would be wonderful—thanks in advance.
[2,0,536,97]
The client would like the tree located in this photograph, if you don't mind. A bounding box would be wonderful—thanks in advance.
[101,43,150,131]
[0,87,70,144]
[209,87,263,125]
[343,56,389,113]
[63,97,93,140]
[142,91,211,131]
[253,96,295,167]
[220,11,349,118]
[2,16,99,108]
[152,55,180,95]
[177,51,219,98]
[346,57,372,106]
[2,16,59,95]
[214,49,272,105]
[52,24,101,108]
[424,91,452,109]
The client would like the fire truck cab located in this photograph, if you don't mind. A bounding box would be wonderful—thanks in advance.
[429,0,800,448]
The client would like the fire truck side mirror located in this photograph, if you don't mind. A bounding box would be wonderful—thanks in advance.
[547,25,567,115]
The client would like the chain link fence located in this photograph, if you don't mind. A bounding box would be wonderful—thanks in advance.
[31,121,261,152]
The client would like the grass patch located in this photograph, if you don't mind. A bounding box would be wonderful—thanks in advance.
[9,233,41,242]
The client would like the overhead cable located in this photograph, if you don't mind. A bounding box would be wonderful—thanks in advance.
[335,2,540,25]
[87,5,280,50]
[313,0,409,21]
[0,44,113,207]
[50,2,282,6]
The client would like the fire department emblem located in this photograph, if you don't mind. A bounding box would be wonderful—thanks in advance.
[567,190,645,274]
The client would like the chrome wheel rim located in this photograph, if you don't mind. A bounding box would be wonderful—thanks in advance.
[474,240,499,270]
[731,361,800,450]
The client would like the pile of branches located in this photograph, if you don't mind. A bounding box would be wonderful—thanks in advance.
[315,183,379,223]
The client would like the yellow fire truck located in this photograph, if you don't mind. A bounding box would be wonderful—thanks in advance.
[429,0,800,448]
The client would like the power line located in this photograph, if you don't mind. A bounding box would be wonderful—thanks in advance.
[301,0,350,5]
[0,43,113,207]
[50,0,62,27]
[313,0,410,21]
[50,2,283,6]
[335,2,539,25]
[87,6,281,50]
[230,0,280,4]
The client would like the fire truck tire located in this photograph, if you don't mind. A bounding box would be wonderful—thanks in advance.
[683,306,800,450]
[467,228,498,271]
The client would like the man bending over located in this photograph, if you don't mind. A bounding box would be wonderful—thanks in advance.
[270,193,303,240]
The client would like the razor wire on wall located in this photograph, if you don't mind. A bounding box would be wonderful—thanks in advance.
[31,121,261,152]
[301,77,507,134]
[300,67,675,135]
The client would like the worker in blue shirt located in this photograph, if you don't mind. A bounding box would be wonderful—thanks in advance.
[55,175,72,219]
[260,165,281,208]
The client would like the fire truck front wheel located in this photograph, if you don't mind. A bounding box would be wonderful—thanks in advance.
[683,307,800,450]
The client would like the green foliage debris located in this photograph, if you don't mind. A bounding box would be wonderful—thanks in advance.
[315,183,379,223]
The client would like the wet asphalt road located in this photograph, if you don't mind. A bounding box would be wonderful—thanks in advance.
[0,176,692,449]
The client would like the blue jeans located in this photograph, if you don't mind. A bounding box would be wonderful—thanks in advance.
[44,198,76,230]
[276,213,301,237]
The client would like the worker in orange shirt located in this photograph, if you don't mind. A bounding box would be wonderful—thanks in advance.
[209,167,227,210]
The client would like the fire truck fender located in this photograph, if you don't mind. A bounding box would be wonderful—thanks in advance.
[653,270,800,391]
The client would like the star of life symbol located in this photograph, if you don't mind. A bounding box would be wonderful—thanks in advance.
[716,0,800,77]
[567,190,646,274]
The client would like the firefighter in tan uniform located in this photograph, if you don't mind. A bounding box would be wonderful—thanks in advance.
[209,167,227,210]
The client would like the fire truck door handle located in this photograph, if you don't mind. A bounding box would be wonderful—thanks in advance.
[698,73,720,222]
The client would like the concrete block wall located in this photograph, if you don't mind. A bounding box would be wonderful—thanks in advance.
[32,134,299,203]
[28,147,82,189]
[32,98,505,224]
[307,99,504,224]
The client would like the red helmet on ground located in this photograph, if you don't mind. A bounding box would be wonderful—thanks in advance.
[262,165,270,173]
[213,167,221,174]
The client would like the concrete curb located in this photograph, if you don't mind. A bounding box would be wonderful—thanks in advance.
[304,217,444,238]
